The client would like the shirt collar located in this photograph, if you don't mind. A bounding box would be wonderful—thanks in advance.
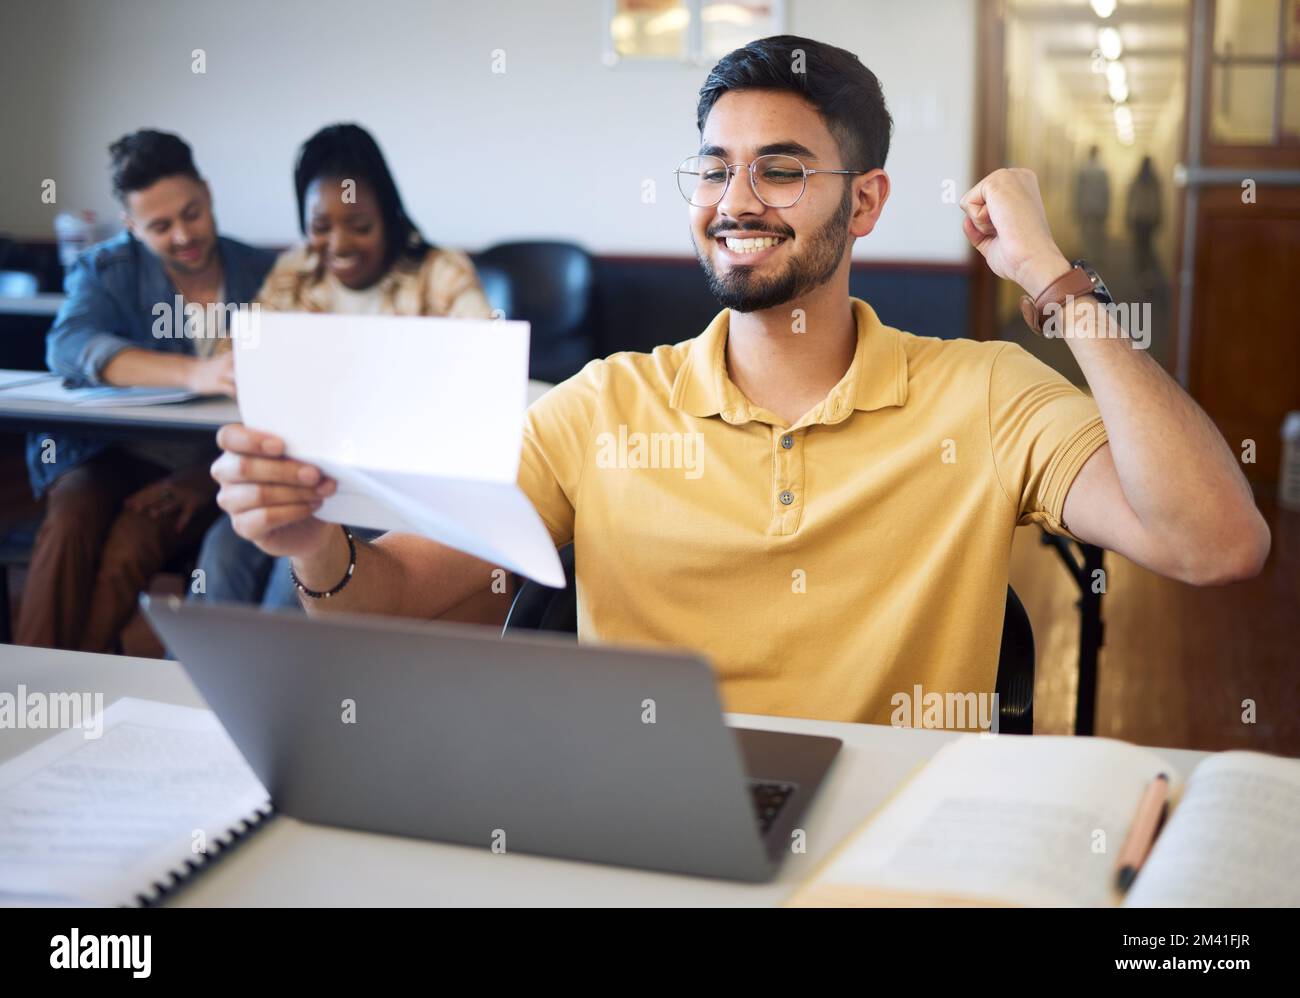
[669,297,908,427]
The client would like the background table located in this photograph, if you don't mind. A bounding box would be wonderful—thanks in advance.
[0,372,553,441]
[0,643,1211,907]
[0,295,64,318]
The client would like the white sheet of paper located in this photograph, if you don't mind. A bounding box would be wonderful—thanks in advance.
[233,311,564,587]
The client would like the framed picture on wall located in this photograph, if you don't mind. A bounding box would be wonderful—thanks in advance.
[602,0,787,66]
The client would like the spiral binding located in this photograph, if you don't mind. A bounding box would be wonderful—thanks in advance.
[130,803,276,907]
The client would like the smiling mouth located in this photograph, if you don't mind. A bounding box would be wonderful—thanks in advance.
[329,255,362,272]
[716,234,787,255]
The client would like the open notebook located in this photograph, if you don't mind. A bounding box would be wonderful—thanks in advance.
[787,735,1300,907]
[0,698,269,907]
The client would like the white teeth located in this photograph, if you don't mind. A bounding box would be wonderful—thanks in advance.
[724,236,782,253]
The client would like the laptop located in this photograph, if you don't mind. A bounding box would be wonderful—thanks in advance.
[141,596,841,882]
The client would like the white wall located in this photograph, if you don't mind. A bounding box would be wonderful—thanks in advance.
[0,0,975,261]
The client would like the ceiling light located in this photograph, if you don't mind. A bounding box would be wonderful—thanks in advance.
[1098,26,1123,61]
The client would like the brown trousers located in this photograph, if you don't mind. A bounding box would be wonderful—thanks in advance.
[15,449,217,653]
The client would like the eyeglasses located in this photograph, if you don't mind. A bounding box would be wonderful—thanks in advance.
[675,154,866,209]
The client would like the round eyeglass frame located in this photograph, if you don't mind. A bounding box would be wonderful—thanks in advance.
[675,154,867,209]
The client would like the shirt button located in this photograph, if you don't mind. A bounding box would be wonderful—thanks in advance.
[779,490,795,506]
[780,434,794,449]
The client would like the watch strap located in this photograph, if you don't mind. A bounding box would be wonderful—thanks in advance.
[1019,265,1097,334]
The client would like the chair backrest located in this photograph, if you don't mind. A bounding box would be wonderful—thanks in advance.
[471,241,596,384]
[505,547,1036,734]
[996,587,1035,734]
[0,270,39,298]
[473,261,512,318]
[504,544,577,635]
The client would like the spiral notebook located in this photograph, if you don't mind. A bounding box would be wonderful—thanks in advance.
[0,697,271,907]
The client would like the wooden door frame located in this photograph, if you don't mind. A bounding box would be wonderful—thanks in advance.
[971,0,1197,361]
[970,0,1007,343]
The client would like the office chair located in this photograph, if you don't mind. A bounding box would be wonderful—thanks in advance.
[471,241,596,384]
[504,545,1036,735]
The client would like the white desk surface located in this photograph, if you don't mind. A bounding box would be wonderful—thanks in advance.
[0,294,64,317]
[0,372,552,432]
[0,643,1211,907]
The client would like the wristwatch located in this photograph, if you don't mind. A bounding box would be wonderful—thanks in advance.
[1020,259,1113,334]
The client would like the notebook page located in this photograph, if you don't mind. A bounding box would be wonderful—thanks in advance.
[1125,751,1300,907]
[0,698,269,907]
[70,386,198,407]
[0,372,57,391]
[0,380,196,405]
[793,735,1176,907]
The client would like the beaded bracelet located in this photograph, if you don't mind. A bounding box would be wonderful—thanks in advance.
[291,525,356,599]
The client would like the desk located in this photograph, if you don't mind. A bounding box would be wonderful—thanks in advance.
[0,372,553,441]
[0,295,64,317]
[0,643,1210,907]
[0,391,238,440]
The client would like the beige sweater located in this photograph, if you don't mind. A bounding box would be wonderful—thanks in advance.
[254,244,493,318]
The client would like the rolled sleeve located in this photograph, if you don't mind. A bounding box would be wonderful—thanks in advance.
[988,342,1109,538]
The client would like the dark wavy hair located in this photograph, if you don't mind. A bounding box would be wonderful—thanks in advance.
[696,35,893,172]
[293,123,431,266]
[109,129,201,201]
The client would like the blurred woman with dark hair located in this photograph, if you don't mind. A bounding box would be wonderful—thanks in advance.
[258,122,490,316]
[193,123,492,612]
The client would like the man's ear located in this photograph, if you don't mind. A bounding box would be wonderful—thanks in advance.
[121,209,135,236]
[850,169,890,238]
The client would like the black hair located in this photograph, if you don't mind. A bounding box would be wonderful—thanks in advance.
[696,35,892,172]
[109,129,201,201]
[293,123,431,265]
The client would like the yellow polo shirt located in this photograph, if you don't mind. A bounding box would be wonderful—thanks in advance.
[519,298,1107,724]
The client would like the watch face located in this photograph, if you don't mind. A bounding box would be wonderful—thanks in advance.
[1071,259,1114,305]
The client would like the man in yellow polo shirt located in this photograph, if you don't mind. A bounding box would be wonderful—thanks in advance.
[210,37,1269,726]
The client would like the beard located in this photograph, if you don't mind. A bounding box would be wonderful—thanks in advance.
[695,188,853,313]
[168,239,217,276]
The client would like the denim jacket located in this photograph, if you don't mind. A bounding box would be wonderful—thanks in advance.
[26,231,276,496]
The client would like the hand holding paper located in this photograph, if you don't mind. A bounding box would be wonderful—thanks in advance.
[231,311,564,587]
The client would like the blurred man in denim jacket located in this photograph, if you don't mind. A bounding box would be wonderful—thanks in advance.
[17,130,274,651]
